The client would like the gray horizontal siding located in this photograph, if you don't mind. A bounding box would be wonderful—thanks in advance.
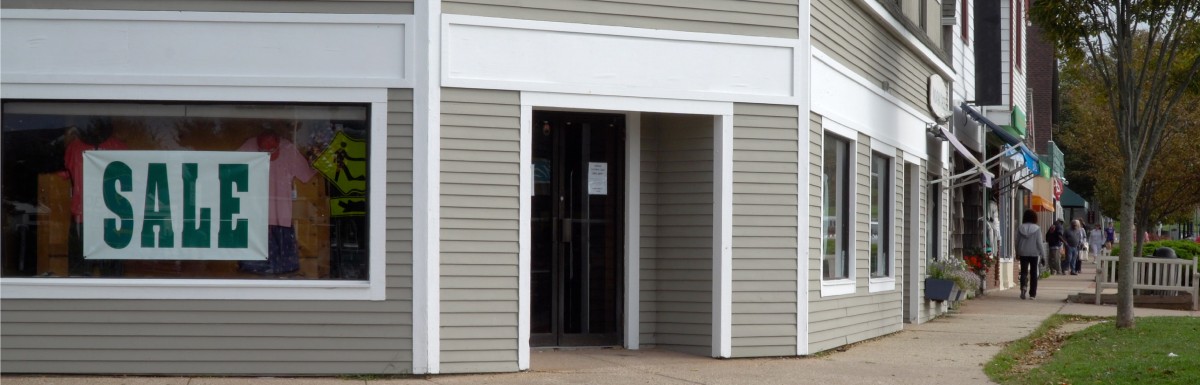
[640,113,714,356]
[444,0,799,39]
[438,88,521,374]
[731,103,797,358]
[811,0,937,114]
[0,90,416,375]
[807,115,903,354]
[917,163,948,323]
[1,0,414,13]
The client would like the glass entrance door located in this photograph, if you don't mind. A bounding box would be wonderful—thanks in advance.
[530,111,624,347]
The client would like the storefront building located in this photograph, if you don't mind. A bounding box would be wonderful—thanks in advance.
[2,0,975,375]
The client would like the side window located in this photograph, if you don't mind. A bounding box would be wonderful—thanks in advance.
[928,176,941,265]
[962,0,970,42]
[870,153,893,279]
[822,134,852,280]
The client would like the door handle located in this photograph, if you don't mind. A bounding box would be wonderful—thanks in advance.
[562,218,572,242]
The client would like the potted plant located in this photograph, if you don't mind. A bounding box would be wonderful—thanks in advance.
[925,257,982,302]
[962,248,995,294]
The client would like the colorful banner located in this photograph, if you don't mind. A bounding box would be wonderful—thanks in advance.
[82,151,269,260]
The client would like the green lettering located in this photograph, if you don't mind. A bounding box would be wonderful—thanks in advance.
[218,164,248,248]
[181,163,211,248]
[103,161,135,248]
[141,163,174,248]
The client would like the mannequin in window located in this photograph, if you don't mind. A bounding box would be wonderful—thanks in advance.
[237,128,317,275]
[61,118,127,276]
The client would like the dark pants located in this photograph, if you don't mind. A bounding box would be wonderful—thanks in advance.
[68,221,123,277]
[1019,256,1039,297]
[239,225,300,275]
[1047,247,1063,274]
[1065,246,1080,274]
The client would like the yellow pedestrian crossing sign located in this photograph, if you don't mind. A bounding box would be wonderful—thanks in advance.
[312,131,368,194]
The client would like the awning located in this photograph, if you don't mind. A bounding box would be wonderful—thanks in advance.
[930,126,995,188]
[962,103,1022,145]
[1031,195,1055,212]
[1061,186,1087,208]
[960,103,1042,176]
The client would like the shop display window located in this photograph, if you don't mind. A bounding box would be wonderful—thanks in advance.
[822,134,851,280]
[1,100,371,280]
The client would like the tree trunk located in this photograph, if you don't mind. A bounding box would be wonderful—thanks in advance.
[1116,177,1138,328]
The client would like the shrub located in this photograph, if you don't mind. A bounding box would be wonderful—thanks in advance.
[1111,240,1199,260]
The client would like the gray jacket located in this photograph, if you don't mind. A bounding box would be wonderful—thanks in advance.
[1016,223,1045,258]
[1065,227,1085,247]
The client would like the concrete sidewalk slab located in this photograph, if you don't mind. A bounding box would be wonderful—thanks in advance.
[4,264,1195,385]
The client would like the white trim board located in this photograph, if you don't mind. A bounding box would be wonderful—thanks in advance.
[412,0,441,375]
[443,15,800,105]
[811,49,930,162]
[518,104,534,369]
[624,112,642,350]
[796,0,813,356]
[1,10,413,89]
[0,86,389,301]
[713,114,734,358]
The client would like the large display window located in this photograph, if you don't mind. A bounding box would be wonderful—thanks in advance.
[1,100,371,281]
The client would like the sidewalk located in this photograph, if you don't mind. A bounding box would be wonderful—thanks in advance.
[5,263,1196,385]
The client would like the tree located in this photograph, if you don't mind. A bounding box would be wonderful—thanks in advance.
[1032,0,1200,328]
[1058,53,1200,242]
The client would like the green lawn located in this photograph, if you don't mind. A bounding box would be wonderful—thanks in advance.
[987,316,1200,385]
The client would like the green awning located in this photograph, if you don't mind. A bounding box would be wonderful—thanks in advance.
[1061,186,1087,207]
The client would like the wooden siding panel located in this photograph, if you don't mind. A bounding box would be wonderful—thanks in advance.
[811,0,937,113]
[439,88,521,373]
[640,113,714,353]
[1,0,414,13]
[443,0,799,39]
[731,103,797,357]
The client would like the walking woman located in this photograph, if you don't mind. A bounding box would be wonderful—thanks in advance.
[1088,224,1106,258]
[1070,218,1089,273]
[1016,209,1045,300]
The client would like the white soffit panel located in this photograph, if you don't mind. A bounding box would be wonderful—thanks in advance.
[443,15,798,104]
[810,52,927,160]
[1,10,413,88]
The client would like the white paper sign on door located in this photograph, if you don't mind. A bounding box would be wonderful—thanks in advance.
[588,162,607,195]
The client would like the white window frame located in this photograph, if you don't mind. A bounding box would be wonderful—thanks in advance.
[868,141,898,292]
[0,84,389,301]
[820,126,856,297]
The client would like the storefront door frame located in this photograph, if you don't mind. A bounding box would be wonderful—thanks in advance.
[518,92,734,368]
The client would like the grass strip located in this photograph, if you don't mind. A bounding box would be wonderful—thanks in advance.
[985,314,1081,383]
[987,315,1200,385]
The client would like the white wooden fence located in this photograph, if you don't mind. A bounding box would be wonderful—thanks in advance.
[1094,255,1199,310]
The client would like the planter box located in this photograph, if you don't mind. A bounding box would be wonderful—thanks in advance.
[925,278,957,302]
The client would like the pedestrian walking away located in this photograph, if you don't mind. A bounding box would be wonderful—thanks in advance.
[1105,224,1115,252]
[1065,219,1085,274]
[1046,219,1066,275]
[1088,224,1105,258]
[1016,209,1044,300]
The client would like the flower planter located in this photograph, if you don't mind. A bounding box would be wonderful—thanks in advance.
[925,277,957,302]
